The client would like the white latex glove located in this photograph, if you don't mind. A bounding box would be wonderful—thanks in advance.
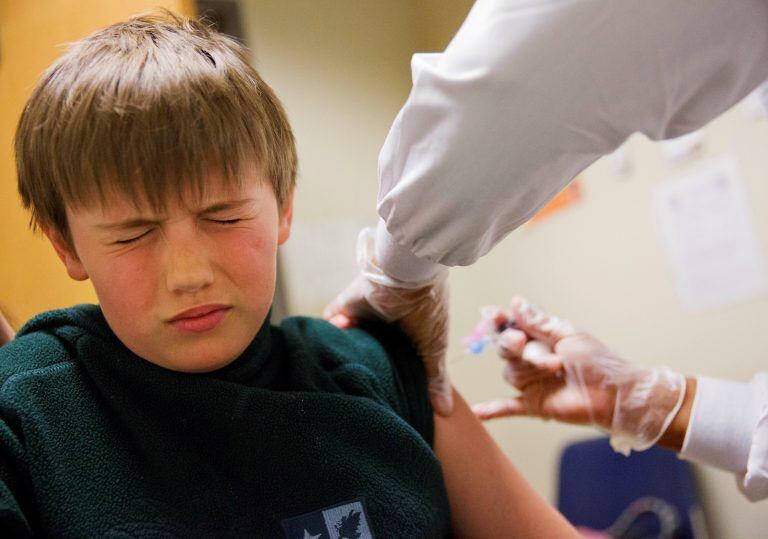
[324,228,452,415]
[472,297,686,455]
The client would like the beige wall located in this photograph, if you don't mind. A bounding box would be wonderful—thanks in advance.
[240,2,768,536]
[411,0,474,51]
[0,0,195,327]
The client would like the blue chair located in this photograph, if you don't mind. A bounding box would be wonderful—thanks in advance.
[557,437,707,539]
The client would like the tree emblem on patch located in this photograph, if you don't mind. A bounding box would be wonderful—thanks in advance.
[334,508,362,539]
[281,498,374,539]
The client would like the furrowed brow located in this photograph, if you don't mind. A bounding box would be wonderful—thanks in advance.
[197,199,254,215]
[97,218,161,231]
[96,199,255,230]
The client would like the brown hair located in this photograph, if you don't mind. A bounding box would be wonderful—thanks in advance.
[15,9,297,240]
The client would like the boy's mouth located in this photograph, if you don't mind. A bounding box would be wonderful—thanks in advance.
[167,304,232,333]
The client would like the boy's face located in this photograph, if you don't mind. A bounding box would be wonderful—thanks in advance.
[48,166,293,372]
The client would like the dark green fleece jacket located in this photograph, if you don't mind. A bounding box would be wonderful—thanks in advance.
[0,305,449,538]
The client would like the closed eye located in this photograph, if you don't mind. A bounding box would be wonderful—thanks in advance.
[210,218,242,224]
[115,229,152,245]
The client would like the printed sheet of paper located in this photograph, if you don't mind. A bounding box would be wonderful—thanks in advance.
[654,158,767,312]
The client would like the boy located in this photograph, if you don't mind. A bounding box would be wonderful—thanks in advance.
[4,10,578,538]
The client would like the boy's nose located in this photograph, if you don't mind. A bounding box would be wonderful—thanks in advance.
[165,241,215,294]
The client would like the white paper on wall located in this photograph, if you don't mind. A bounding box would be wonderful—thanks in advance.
[654,158,768,312]
[279,219,371,310]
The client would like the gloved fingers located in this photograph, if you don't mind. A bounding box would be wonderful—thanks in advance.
[322,282,344,317]
[322,302,338,321]
[506,353,563,379]
[502,366,551,390]
[427,364,453,416]
[528,382,597,426]
[323,298,351,327]
[502,359,562,389]
[498,330,562,388]
[473,380,595,424]
[510,296,577,347]
[521,341,559,367]
[496,328,527,360]
[472,397,526,420]
[323,275,381,327]
[326,313,353,329]
[498,331,557,366]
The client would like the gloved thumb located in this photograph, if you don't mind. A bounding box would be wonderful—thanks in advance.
[323,275,380,327]
[323,296,353,328]
[510,296,577,348]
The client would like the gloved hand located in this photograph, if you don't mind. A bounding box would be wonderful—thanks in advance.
[324,228,453,415]
[472,297,686,455]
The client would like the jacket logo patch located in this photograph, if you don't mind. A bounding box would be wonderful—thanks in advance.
[282,498,374,539]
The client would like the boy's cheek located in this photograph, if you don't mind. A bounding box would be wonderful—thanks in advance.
[92,279,160,362]
[217,229,278,280]
[218,236,280,321]
[88,252,159,320]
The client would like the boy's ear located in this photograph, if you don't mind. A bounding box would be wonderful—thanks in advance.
[277,189,294,246]
[44,228,89,281]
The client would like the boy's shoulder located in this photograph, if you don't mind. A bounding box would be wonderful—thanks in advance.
[276,316,434,443]
[277,316,414,375]
[0,305,101,387]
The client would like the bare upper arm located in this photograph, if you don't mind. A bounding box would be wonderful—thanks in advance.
[433,389,579,538]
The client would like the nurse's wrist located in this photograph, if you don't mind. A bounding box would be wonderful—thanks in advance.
[657,377,697,452]
[374,219,444,284]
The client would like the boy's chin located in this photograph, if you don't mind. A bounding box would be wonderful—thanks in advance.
[141,335,252,373]
[161,341,248,373]
[164,353,239,373]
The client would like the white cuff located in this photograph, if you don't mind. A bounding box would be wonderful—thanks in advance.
[374,219,444,283]
[680,376,758,474]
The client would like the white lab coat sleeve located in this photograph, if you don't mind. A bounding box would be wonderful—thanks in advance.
[376,0,768,278]
[681,374,768,502]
